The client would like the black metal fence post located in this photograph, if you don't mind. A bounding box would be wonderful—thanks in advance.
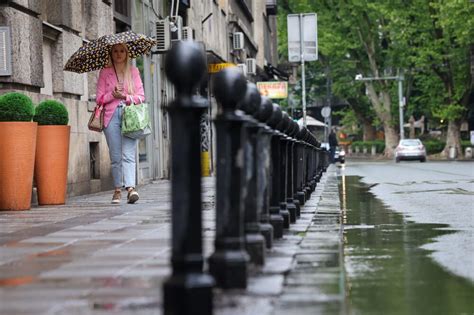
[285,120,300,222]
[163,41,214,315]
[239,82,266,266]
[267,104,285,238]
[294,125,306,206]
[275,112,292,228]
[254,96,274,248]
[208,67,249,289]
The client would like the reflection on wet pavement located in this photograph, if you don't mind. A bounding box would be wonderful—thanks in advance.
[341,176,474,315]
[0,182,172,314]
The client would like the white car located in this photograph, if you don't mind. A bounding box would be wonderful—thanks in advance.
[395,139,427,163]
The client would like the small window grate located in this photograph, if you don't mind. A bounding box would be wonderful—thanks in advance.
[0,26,12,76]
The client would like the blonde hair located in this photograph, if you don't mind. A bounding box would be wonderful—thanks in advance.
[108,44,134,95]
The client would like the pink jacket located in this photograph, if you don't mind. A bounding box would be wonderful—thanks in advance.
[96,66,145,128]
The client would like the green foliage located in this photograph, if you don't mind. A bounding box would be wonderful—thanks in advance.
[0,92,35,122]
[277,0,473,151]
[351,140,385,153]
[432,103,466,121]
[423,140,445,155]
[34,100,69,125]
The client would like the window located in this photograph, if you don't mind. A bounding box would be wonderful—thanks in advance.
[114,0,131,30]
[41,39,53,96]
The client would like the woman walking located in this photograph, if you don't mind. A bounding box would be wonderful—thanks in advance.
[96,43,145,204]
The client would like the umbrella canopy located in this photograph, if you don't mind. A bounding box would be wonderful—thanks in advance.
[64,31,157,73]
[297,116,328,127]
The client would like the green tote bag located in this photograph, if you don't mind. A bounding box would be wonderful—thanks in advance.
[121,97,152,140]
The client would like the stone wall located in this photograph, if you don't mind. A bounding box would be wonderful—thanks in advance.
[0,1,115,198]
[0,7,43,88]
[187,0,228,61]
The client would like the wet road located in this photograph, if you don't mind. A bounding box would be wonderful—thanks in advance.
[341,175,473,315]
[340,160,474,283]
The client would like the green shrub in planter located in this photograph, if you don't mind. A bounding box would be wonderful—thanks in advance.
[34,100,69,125]
[0,92,35,121]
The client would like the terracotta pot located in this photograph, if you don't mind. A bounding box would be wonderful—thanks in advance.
[0,122,37,210]
[35,125,71,205]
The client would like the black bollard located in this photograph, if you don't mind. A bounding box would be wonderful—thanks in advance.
[163,41,214,315]
[289,121,301,218]
[275,112,292,228]
[208,67,249,289]
[294,125,306,206]
[254,96,274,249]
[266,104,285,238]
[239,82,266,266]
[285,119,300,223]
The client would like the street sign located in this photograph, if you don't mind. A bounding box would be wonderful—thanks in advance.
[287,13,318,62]
[321,106,331,118]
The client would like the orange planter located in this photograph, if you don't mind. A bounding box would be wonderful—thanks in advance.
[35,125,71,205]
[0,122,37,210]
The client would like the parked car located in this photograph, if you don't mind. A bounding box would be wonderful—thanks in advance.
[395,139,426,163]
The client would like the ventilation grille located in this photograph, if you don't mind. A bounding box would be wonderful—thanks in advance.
[155,18,171,52]
[0,27,12,76]
[245,58,256,75]
[182,26,194,41]
[233,32,244,50]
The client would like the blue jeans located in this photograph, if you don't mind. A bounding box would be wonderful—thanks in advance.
[104,105,137,188]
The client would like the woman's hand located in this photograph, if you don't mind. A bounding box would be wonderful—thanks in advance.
[112,85,126,100]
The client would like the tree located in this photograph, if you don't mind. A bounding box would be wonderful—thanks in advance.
[388,0,473,157]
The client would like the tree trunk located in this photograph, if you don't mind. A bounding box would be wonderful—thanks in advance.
[383,123,399,158]
[362,122,376,141]
[441,120,462,158]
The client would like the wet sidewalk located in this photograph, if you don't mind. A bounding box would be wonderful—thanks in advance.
[0,165,343,315]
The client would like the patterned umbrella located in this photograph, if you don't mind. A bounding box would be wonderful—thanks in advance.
[64,31,157,73]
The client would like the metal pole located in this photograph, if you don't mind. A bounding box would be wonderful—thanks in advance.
[299,14,307,127]
[398,74,404,140]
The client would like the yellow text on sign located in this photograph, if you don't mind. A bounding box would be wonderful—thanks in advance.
[208,63,236,73]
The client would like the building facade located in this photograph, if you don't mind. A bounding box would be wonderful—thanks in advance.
[0,0,279,198]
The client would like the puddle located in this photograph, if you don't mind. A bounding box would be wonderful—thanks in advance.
[341,176,474,315]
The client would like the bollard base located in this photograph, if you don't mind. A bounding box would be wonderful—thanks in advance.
[304,186,311,201]
[286,199,297,223]
[295,192,305,206]
[208,250,249,289]
[245,233,266,265]
[163,272,214,315]
[259,223,274,249]
[269,213,284,238]
[293,199,301,218]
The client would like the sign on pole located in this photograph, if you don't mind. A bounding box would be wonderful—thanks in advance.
[287,13,318,63]
[321,106,331,118]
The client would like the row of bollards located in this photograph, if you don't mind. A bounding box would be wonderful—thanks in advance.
[162,41,329,315]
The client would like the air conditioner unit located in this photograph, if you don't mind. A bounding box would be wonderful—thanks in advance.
[237,63,247,76]
[245,58,256,75]
[233,32,244,50]
[155,18,171,52]
[182,26,194,41]
[170,16,183,41]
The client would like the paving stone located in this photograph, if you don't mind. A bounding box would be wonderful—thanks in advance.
[0,165,343,315]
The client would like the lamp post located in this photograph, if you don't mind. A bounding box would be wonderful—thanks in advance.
[355,71,405,140]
